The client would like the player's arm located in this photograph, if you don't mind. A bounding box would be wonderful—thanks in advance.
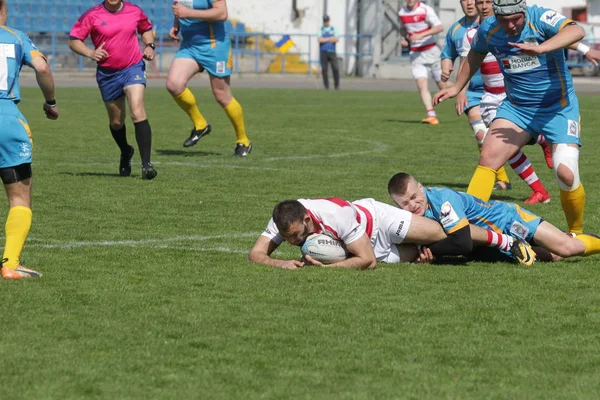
[511,15,584,55]
[567,40,600,66]
[248,235,305,269]
[433,49,485,105]
[69,38,108,62]
[306,233,377,270]
[172,0,228,22]
[427,225,473,256]
[440,31,458,82]
[30,56,59,120]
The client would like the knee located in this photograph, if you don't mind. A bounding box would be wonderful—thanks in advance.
[553,144,580,190]
[213,91,230,108]
[556,240,583,258]
[109,121,124,130]
[130,106,147,123]
[166,79,185,96]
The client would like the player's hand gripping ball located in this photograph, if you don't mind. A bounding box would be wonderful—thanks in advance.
[301,233,349,264]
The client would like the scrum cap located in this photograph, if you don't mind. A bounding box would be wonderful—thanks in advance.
[493,0,526,16]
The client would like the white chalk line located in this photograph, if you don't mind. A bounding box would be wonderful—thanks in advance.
[52,139,390,168]
[20,233,259,255]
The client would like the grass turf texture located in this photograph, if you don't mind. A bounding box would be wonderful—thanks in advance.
[1,87,600,399]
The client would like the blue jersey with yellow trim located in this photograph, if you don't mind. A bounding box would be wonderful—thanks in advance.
[177,0,228,46]
[472,5,574,108]
[441,16,483,91]
[423,187,541,242]
[0,26,42,104]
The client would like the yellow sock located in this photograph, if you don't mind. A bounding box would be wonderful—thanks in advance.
[561,183,585,234]
[496,166,510,185]
[224,98,250,146]
[2,206,32,269]
[173,88,207,130]
[574,234,600,256]
[467,165,496,201]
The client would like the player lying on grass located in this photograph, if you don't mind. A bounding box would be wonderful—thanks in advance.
[248,198,535,270]
[387,173,600,265]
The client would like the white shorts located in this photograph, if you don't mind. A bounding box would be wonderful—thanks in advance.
[354,199,413,263]
[410,46,442,81]
[480,91,507,126]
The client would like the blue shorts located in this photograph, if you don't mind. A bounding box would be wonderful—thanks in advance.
[465,88,483,112]
[488,201,541,242]
[495,93,581,145]
[0,103,32,168]
[175,41,233,77]
[96,61,147,102]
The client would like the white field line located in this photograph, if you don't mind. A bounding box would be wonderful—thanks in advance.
[53,140,390,168]
[23,233,259,253]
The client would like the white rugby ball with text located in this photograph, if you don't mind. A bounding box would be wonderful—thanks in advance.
[301,233,349,264]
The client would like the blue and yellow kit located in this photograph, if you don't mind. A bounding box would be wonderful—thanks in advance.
[423,187,541,242]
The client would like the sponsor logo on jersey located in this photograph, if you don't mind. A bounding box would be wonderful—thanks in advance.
[567,119,580,138]
[395,220,405,236]
[216,61,225,74]
[19,143,31,158]
[541,10,564,27]
[501,55,541,72]
[440,202,460,228]
[510,221,529,239]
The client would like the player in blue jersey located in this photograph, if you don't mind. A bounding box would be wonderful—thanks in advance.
[388,173,600,266]
[167,0,252,157]
[434,0,594,235]
[0,0,59,279]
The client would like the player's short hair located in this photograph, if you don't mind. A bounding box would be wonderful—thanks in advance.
[387,173,415,196]
[493,0,526,16]
[273,200,307,234]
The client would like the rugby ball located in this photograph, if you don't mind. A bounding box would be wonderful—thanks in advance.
[301,233,349,264]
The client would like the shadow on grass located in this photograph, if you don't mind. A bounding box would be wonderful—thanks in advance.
[59,172,123,178]
[156,149,222,157]
[384,119,425,124]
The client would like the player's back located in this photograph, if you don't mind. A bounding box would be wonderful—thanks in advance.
[0,26,34,106]
[178,0,227,45]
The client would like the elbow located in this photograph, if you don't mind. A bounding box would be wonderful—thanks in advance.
[247,251,259,263]
[576,26,586,41]
[34,60,51,76]
[218,10,228,22]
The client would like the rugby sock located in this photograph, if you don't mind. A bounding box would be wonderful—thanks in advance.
[574,234,600,256]
[537,134,549,148]
[496,167,510,186]
[485,231,513,252]
[134,119,152,167]
[2,206,32,269]
[173,88,208,130]
[470,119,487,146]
[560,183,585,234]
[109,125,130,154]
[426,109,436,118]
[467,165,496,201]
[224,98,250,146]
[508,151,548,194]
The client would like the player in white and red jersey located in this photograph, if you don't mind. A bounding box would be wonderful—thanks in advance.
[398,0,445,124]
[458,0,551,205]
[248,197,531,269]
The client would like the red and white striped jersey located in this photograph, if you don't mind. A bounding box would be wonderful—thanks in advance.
[398,2,442,52]
[262,198,375,246]
[462,26,504,94]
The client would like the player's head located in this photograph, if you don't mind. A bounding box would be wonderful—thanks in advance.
[323,15,330,26]
[273,200,313,246]
[460,0,478,19]
[493,0,527,36]
[104,0,123,10]
[388,173,427,216]
[476,0,494,19]
[406,0,418,9]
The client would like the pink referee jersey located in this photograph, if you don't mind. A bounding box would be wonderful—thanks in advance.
[462,26,504,94]
[398,2,441,52]
[70,2,152,71]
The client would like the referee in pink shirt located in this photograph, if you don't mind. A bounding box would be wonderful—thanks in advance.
[69,0,157,180]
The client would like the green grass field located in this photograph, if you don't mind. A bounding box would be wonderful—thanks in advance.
[1,86,600,399]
